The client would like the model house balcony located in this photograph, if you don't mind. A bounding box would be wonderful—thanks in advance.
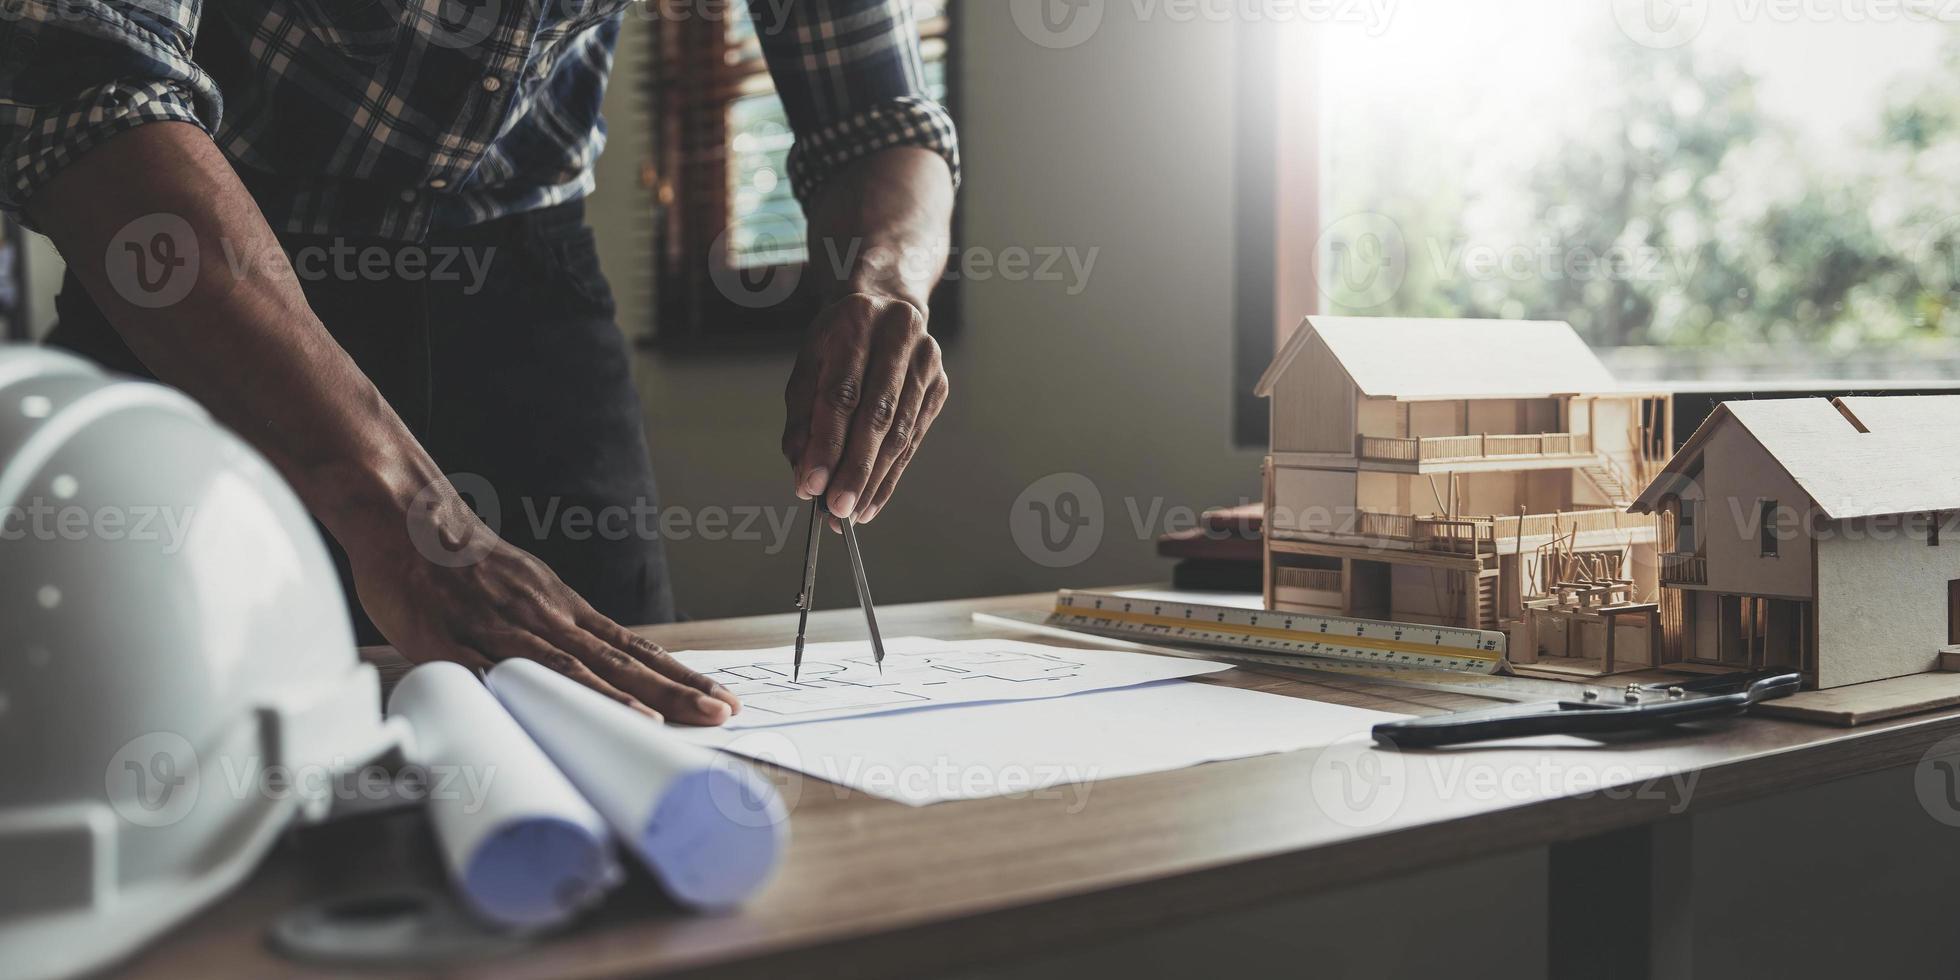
[1427,510,1654,549]
[1349,508,1655,553]
[1355,432,1596,472]
[1660,552,1708,586]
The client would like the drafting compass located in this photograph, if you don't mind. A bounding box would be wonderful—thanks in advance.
[792,498,885,681]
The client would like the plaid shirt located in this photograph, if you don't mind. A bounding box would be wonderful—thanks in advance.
[0,0,958,240]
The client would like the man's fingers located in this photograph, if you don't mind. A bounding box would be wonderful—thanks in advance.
[557,626,731,725]
[863,436,919,524]
[583,612,742,713]
[825,304,922,520]
[863,374,946,521]
[855,339,937,521]
[797,296,877,501]
[485,632,662,721]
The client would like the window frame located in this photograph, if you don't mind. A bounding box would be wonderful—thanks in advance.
[1759,499,1780,558]
[1232,20,1321,448]
[643,3,960,354]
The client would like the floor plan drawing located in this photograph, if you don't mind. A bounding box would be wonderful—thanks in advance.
[675,638,1231,729]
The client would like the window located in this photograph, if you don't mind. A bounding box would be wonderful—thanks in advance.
[1760,500,1780,558]
[1319,4,1960,362]
[1677,498,1698,554]
[1236,4,1960,444]
[646,2,953,351]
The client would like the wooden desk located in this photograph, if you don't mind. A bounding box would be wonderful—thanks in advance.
[122,592,1960,980]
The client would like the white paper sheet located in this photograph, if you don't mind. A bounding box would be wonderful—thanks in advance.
[678,679,1408,806]
[673,637,1228,729]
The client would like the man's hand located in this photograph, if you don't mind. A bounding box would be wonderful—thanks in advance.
[352,485,741,726]
[783,293,949,524]
[786,147,956,522]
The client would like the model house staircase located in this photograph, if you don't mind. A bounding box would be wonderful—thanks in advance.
[1476,567,1501,630]
[1581,459,1634,507]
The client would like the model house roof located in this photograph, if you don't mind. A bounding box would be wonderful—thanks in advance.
[1629,395,1960,520]
[1254,316,1624,401]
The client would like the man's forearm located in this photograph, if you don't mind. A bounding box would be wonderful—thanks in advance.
[26,122,439,549]
[806,146,957,313]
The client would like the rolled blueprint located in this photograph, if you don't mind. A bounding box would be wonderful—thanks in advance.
[387,662,620,929]
[486,658,789,909]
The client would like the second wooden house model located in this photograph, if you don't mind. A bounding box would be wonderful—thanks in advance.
[1628,394,1960,691]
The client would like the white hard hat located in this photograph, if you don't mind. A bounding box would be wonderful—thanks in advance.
[0,346,404,980]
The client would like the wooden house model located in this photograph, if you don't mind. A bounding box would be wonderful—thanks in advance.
[1628,395,1960,690]
[1256,316,1674,676]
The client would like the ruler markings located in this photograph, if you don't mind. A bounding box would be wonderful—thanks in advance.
[1051,590,1506,675]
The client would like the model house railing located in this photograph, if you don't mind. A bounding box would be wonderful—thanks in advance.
[1660,553,1708,586]
[1490,508,1648,540]
[1416,517,1490,551]
[1275,567,1344,592]
[1356,432,1594,464]
[1342,508,1651,548]
[1415,510,1652,550]
[1354,510,1416,540]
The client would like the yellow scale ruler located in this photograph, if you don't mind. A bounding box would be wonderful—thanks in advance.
[1048,589,1509,675]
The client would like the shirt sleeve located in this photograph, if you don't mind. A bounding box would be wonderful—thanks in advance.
[0,1,221,221]
[747,0,960,204]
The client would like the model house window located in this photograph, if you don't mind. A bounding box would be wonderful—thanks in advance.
[1949,579,1959,646]
[646,2,952,350]
[1932,514,1942,547]
[1760,500,1780,558]
[1677,499,1698,554]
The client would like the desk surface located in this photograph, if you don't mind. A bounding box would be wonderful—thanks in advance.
[126,592,1960,979]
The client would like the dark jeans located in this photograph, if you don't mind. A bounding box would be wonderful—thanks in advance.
[47,200,676,643]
